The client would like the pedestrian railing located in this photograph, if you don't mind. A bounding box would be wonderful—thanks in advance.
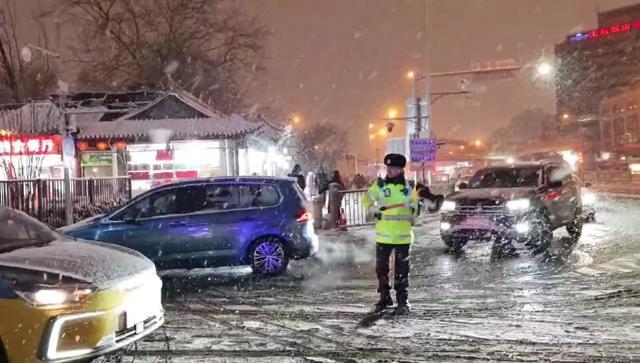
[0,177,131,228]
[338,189,369,227]
[329,181,455,229]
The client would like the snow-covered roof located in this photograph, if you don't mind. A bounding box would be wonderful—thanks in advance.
[0,101,64,134]
[120,90,222,121]
[77,115,263,140]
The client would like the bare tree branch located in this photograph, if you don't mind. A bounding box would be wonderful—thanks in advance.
[62,0,268,114]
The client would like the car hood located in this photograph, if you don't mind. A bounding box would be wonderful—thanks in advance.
[0,238,155,289]
[58,214,104,233]
[448,187,535,202]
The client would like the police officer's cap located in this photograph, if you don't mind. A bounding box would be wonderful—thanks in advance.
[384,153,406,168]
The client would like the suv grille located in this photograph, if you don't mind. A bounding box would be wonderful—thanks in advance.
[456,200,504,215]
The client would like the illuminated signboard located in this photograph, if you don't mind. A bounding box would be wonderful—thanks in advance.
[0,135,61,156]
[569,21,640,42]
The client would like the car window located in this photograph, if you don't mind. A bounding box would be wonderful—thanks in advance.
[114,186,208,220]
[469,167,542,189]
[0,208,59,250]
[174,186,206,214]
[238,184,281,208]
[204,184,240,211]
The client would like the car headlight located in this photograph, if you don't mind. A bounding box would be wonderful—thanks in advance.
[441,200,456,212]
[582,191,596,205]
[15,285,93,308]
[506,198,531,211]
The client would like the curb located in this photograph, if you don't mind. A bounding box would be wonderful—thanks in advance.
[597,192,640,200]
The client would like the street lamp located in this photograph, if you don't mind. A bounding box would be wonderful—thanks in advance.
[536,61,553,77]
[21,43,75,225]
[562,113,570,120]
[368,123,374,129]
[474,139,483,147]
[387,108,398,119]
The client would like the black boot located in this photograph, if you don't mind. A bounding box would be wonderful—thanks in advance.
[374,292,393,312]
[395,292,410,315]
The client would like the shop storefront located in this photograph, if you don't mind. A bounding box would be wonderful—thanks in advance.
[126,141,226,195]
[0,134,67,180]
[71,91,278,195]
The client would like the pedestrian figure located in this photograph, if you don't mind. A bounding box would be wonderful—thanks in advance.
[288,164,306,191]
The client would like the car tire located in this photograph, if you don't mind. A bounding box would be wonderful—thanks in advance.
[250,237,290,276]
[528,212,553,255]
[566,217,583,243]
[491,238,518,259]
[442,236,467,252]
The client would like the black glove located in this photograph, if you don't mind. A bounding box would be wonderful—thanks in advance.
[374,212,382,220]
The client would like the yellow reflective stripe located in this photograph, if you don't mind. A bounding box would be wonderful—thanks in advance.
[381,215,413,221]
[376,232,392,238]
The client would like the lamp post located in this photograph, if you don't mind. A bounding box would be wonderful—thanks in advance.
[21,44,75,225]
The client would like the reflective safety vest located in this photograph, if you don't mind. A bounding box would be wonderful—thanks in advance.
[362,179,418,245]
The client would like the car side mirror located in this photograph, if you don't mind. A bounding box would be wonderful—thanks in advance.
[549,180,563,189]
[584,182,592,188]
[458,182,468,190]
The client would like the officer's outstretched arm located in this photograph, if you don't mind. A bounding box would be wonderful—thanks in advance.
[362,183,378,211]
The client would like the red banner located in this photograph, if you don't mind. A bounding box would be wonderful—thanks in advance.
[0,135,61,156]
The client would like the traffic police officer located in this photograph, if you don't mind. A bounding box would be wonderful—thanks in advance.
[362,153,418,314]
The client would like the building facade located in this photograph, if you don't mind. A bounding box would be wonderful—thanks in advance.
[599,89,640,158]
[555,3,640,118]
[0,91,289,193]
[554,3,640,171]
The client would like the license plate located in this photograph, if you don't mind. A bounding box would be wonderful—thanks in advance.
[459,216,494,230]
[125,284,162,328]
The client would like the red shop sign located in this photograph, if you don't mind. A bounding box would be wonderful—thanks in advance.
[0,135,61,156]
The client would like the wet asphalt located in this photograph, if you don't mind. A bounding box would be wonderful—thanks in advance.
[102,195,640,362]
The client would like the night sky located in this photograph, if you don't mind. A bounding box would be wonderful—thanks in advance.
[241,0,639,159]
[11,0,640,160]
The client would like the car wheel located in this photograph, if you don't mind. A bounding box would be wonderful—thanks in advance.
[250,237,289,276]
[528,212,553,255]
[491,238,518,259]
[566,217,583,242]
[442,236,467,252]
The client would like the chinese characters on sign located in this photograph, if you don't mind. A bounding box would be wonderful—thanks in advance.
[0,136,60,156]
[409,138,438,163]
[569,21,639,42]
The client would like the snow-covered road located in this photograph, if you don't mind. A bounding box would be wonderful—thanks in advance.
[105,195,640,362]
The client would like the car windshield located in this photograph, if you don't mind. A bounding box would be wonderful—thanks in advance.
[468,167,542,189]
[0,208,60,252]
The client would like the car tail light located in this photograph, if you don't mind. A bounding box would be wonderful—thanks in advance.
[543,191,562,201]
[296,208,313,223]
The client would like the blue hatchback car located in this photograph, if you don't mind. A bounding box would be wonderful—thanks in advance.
[61,177,319,276]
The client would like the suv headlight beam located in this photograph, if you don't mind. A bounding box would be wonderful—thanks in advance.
[441,200,456,212]
[506,198,531,211]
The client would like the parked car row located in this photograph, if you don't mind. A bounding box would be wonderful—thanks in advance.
[0,177,319,362]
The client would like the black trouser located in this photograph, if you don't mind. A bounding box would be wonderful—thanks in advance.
[376,243,410,303]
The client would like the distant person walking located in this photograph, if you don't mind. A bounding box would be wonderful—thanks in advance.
[288,164,306,191]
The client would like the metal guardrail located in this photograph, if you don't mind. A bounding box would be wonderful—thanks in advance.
[339,189,369,227]
[0,177,131,227]
[334,182,455,228]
